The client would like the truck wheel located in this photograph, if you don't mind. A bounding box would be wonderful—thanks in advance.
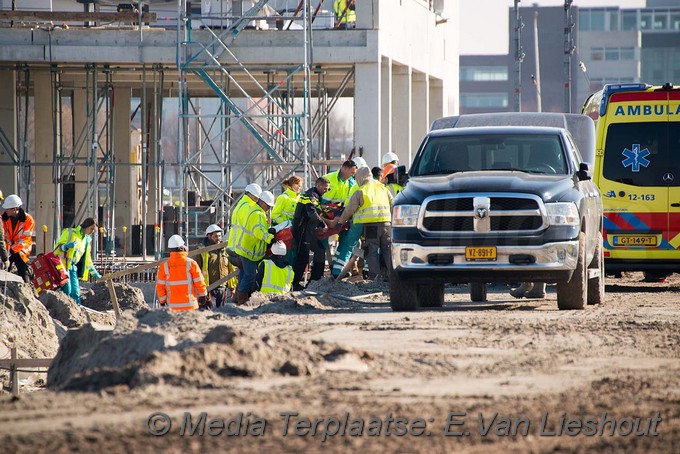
[587,232,605,305]
[418,283,444,308]
[389,272,418,311]
[470,282,487,302]
[557,232,587,310]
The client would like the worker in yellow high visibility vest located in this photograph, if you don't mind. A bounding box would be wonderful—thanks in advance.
[330,166,393,280]
[226,183,262,269]
[334,0,356,29]
[257,240,294,295]
[54,217,101,305]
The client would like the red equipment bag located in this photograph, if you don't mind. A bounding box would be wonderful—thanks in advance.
[30,252,70,296]
[316,221,350,240]
[275,226,294,251]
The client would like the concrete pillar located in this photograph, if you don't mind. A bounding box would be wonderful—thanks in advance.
[0,70,17,195]
[72,88,94,221]
[142,88,161,227]
[356,0,379,29]
[429,77,444,126]
[113,87,132,253]
[34,71,59,251]
[392,65,412,164]
[354,62,381,168]
[412,71,429,158]
[380,57,392,168]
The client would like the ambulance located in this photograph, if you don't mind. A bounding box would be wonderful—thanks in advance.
[581,82,680,280]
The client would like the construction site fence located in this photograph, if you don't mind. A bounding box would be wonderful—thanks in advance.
[91,260,158,283]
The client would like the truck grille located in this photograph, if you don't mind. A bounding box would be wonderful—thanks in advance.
[420,194,546,234]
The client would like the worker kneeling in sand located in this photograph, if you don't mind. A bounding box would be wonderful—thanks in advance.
[156,235,207,311]
[256,240,294,295]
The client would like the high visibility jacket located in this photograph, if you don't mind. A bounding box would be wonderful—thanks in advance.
[198,246,237,289]
[271,187,300,225]
[2,210,34,262]
[353,179,392,224]
[322,170,355,205]
[334,0,356,24]
[234,204,274,262]
[54,226,94,281]
[227,195,257,250]
[386,183,403,198]
[260,259,294,294]
[156,251,206,311]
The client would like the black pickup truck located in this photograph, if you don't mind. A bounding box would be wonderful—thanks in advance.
[390,113,603,311]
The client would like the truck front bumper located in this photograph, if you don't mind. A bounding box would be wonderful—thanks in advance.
[391,240,579,284]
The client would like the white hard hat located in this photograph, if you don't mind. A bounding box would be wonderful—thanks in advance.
[259,190,275,207]
[245,183,262,198]
[167,234,185,249]
[381,152,399,166]
[270,240,287,256]
[205,224,223,235]
[2,194,22,210]
[353,156,368,169]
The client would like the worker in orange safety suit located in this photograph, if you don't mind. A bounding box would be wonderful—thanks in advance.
[2,194,35,282]
[156,234,207,311]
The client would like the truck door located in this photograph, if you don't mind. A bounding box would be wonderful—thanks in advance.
[667,91,680,251]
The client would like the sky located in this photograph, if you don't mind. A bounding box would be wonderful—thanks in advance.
[459,0,647,55]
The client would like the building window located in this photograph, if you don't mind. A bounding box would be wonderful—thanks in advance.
[605,48,620,61]
[640,11,653,30]
[620,47,635,60]
[671,13,680,30]
[653,11,668,30]
[591,47,604,61]
[606,9,620,31]
[460,67,508,82]
[590,9,605,31]
[460,93,509,109]
[622,11,638,31]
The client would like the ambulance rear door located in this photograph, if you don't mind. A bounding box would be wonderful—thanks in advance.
[666,91,680,252]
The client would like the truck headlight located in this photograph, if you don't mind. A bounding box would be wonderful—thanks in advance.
[545,202,579,226]
[393,205,420,227]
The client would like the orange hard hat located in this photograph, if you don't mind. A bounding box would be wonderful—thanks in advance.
[382,163,397,179]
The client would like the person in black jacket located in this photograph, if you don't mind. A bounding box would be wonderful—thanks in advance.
[291,177,332,290]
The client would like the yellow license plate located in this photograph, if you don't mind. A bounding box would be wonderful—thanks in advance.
[465,246,497,261]
[613,235,657,246]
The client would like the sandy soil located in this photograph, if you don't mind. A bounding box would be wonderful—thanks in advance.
[1,272,679,453]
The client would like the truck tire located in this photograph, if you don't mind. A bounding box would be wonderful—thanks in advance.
[557,232,587,310]
[418,283,444,308]
[587,232,605,305]
[389,272,418,311]
[470,282,487,302]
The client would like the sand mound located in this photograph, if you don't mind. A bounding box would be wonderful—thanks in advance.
[0,281,61,360]
[47,309,369,391]
[81,282,148,312]
[38,290,88,328]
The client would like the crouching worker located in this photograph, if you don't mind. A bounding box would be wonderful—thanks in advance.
[54,217,101,305]
[257,240,294,295]
[156,235,207,311]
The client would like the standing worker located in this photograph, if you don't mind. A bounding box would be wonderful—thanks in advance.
[196,224,237,310]
[226,183,262,268]
[330,166,393,280]
[323,160,358,274]
[292,177,332,290]
[1,194,35,282]
[233,190,276,304]
[271,176,302,226]
[381,151,399,168]
[0,191,8,270]
[54,217,102,305]
[334,0,356,29]
[156,235,207,311]
[256,240,294,295]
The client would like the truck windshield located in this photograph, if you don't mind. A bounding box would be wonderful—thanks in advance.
[411,134,568,177]
[603,122,680,187]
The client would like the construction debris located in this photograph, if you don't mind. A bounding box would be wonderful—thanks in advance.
[80,282,148,313]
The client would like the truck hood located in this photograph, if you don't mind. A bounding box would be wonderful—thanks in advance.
[399,171,576,204]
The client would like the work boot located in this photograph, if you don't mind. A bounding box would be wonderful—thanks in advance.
[510,282,533,299]
[236,290,249,306]
[524,282,546,299]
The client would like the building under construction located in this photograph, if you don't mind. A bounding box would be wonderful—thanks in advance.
[0,0,458,260]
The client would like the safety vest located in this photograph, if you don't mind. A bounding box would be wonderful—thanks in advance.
[200,248,237,289]
[227,195,257,250]
[260,260,294,294]
[271,187,300,225]
[2,211,34,262]
[54,226,94,281]
[353,179,392,224]
[334,0,356,24]
[386,183,403,197]
[234,204,274,262]
[323,170,355,205]
[156,251,206,311]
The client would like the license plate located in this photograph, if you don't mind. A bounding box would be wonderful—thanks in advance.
[613,235,657,246]
[465,246,497,261]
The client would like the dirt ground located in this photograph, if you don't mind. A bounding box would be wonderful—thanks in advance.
[1,272,679,453]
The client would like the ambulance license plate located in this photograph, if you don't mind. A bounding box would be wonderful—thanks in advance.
[613,235,657,246]
[465,246,497,261]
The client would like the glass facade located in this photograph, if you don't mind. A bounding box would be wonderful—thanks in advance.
[460,93,509,109]
[581,8,680,32]
[460,67,508,82]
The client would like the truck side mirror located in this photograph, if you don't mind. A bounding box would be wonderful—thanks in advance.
[577,162,592,181]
